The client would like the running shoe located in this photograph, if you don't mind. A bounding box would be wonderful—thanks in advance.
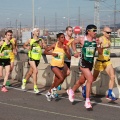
[82,85,86,99]
[106,94,117,101]
[6,81,11,86]
[67,89,75,102]
[1,86,8,92]
[57,85,61,90]
[34,87,40,94]
[21,79,26,90]
[51,87,58,98]
[46,92,52,101]
[84,101,92,109]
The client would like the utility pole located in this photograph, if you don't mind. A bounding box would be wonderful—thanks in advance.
[114,0,116,47]
[32,0,35,29]
[78,6,80,26]
[94,0,100,34]
[55,12,57,32]
[67,0,70,26]
[44,16,45,35]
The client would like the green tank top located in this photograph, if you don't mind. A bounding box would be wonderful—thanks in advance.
[0,41,12,59]
[28,38,42,60]
[81,39,97,63]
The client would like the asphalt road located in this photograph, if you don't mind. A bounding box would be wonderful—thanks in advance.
[0,83,120,120]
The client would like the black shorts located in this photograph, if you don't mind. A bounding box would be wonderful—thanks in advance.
[64,61,71,69]
[28,58,40,67]
[79,58,93,71]
[0,59,10,67]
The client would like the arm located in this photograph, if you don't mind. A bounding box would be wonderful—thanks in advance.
[71,37,83,58]
[44,43,58,57]
[96,37,103,55]
[14,38,18,51]
[63,45,71,60]
[41,39,47,49]
[0,40,4,56]
[23,39,31,50]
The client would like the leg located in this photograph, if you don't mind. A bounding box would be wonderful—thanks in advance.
[64,63,70,78]
[80,67,93,108]
[93,69,100,82]
[0,66,3,78]
[72,73,86,92]
[105,64,117,100]
[24,67,33,80]
[49,67,64,92]
[4,65,10,86]
[105,64,115,89]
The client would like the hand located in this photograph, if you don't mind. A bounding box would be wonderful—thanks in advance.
[27,46,31,50]
[74,52,79,58]
[63,45,67,52]
[0,53,4,56]
[52,53,58,57]
[95,38,100,45]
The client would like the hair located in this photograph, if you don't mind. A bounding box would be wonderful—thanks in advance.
[56,33,64,38]
[85,24,97,35]
[66,26,72,31]
[5,30,13,35]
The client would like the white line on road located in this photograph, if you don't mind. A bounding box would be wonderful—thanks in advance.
[0,101,93,120]
[1,85,120,109]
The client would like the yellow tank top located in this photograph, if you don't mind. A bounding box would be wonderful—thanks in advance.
[51,42,65,67]
[98,36,111,61]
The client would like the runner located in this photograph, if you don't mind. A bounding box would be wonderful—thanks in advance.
[82,27,117,101]
[57,26,74,90]
[21,28,46,94]
[44,33,71,101]
[0,30,16,92]
[67,24,100,109]
[93,26,117,100]
[6,30,17,86]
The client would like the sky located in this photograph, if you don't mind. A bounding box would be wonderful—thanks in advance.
[0,0,120,31]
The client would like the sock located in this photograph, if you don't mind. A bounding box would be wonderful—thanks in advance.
[108,89,112,96]
[34,85,37,89]
[86,98,90,102]
[23,79,27,83]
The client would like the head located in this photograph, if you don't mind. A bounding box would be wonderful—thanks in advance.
[56,33,65,43]
[66,26,73,37]
[102,26,111,39]
[85,24,97,38]
[32,28,40,37]
[5,30,13,40]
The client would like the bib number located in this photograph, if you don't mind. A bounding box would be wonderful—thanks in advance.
[86,47,95,57]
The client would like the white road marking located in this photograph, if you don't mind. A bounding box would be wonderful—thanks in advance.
[0,101,93,120]
[1,85,120,109]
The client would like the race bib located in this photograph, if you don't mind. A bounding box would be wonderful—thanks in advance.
[4,50,12,57]
[32,47,41,54]
[54,52,64,61]
[103,49,110,56]
[86,47,95,57]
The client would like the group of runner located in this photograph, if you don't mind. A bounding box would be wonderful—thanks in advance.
[0,24,117,109]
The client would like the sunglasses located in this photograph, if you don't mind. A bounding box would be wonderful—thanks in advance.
[104,31,111,34]
[88,29,97,32]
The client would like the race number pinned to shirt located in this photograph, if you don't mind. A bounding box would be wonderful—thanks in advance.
[103,48,110,57]
[86,47,95,57]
